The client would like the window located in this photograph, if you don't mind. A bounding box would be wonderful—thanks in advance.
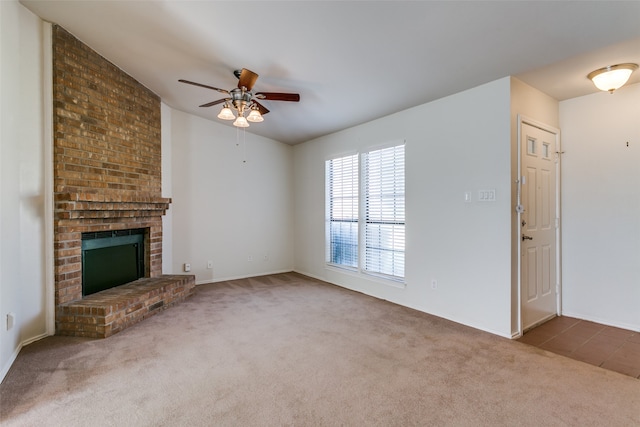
[325,143,405,281]
[326,154,359,268]
[363,145,405,278]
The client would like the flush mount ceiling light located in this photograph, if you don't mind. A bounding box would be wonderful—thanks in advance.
[179,68,300,128]
[588,63,638,93]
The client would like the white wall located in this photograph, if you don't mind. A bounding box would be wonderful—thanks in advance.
[0,1,48,381]
[161,102,173,273]
[293,78,515,337]
[560,83,640,331]
[167,108,294,283]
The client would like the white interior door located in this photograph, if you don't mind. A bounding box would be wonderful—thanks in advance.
[520,121,559,331]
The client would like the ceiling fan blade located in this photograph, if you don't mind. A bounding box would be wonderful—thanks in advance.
[254,92,300,102]
[252,101,270,115]
[237,68,259,91]
[199,98,229,108]
[179,79,229,94]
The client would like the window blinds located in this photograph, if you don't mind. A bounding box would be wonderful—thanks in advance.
[326,154,359,268]
[363,145,405,279]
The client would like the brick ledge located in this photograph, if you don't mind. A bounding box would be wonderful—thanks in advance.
[57,274,195,338]
[54,193,171,220]
[55,192,171,204]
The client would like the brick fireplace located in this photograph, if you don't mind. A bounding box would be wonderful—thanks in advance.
[52,26,194,338]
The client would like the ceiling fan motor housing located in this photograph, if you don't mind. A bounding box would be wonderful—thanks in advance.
[230,88,253,113]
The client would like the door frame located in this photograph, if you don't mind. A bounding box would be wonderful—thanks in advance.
[516,115,562,337]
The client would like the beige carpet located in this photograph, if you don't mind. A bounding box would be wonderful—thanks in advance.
[1,272,639,426]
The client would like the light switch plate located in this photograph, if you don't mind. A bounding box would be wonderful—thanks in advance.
[478,189,496,202]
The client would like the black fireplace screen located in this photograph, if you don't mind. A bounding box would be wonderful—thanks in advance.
[81,229,145,296]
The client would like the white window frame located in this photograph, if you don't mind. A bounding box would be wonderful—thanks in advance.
[361,143,405,281]
[325,153,359,270]
[325,141,406,284]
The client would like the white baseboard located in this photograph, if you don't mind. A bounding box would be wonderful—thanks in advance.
[0,346,21,385]
[293,269,514,339]
[291,269,325,282]
[22,332,50,347]
[0,332,50,384]
[196,269,294,286]
[560,311,639,332]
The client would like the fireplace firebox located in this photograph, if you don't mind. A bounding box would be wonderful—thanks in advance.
[81,228,146,296]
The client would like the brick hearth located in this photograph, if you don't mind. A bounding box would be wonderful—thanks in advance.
[58,275,195,338]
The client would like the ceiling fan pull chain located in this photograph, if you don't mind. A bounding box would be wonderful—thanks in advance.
[242,128,247,164]
[236,126,247,163]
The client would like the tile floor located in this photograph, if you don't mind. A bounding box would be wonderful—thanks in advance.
[518,316,640,379]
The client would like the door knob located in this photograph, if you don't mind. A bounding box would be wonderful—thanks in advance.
[522,234,533,241]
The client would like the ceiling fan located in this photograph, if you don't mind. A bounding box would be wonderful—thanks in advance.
[179,68,300,127]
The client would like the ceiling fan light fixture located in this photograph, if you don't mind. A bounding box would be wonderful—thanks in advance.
[588,63,638,93]
[246,107,264,123]
[179,69,301,129]
[217,104,235,120]
[233,114,249,128]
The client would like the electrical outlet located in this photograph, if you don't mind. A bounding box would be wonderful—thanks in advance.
[431,279,438,290]
[207,260,213,269]
[263,254,269,261]
[183,263,191,272]
[6,313,15,331]
[247,256,253,262]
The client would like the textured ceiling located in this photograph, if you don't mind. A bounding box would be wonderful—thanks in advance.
[21,1,640,145]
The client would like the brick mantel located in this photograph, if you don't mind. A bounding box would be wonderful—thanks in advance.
[55,193,171,220]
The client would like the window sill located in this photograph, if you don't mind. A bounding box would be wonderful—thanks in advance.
[325,264,406,289]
